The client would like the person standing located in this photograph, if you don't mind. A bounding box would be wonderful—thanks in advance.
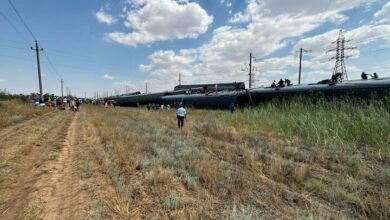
[361,72,368,80]
[176,104,186,129]
[75,98,81,111]
[271,80,276,88]
[229,102,235,113]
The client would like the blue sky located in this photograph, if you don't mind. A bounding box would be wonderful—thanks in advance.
[0,0,389,97]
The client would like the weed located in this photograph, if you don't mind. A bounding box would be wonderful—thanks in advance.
[163,190,187,211]
[224,203,260,220]
[270,156,283,181]
[292,164,308,183]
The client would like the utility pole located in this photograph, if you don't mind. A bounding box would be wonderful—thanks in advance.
[179,72,181,85]
[249,53,252,89]
[296,48,311,85]
[31,40,43,101]
[61,79,64,98]
[145,82,148,94]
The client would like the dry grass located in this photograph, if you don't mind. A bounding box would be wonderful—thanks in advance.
[292,164,308,183]
[0,100,51,129]
[75,105,389,219]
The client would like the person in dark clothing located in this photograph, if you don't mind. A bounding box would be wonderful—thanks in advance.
[372,72,378,79]
[229,102,235,113]
[335,73,342,81]
[331,74,337,83]
[176,104,186,129]
[75,98,81,111]
[278,79,285,87]
[271,80,276,88]
[361,72,368,80]
[285,78,291,86]
[332,73,343,83]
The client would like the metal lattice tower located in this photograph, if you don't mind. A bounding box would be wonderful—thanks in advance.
[328,30,355,80]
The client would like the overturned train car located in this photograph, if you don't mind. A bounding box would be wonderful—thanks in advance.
[111,78,390,108]
[246,77,390,105]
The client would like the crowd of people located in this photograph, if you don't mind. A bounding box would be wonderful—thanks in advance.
[31,93,83,111]
[56,97,82,111]
[146,103,172,111]
[270,78,292,88]
[361,72,378,80]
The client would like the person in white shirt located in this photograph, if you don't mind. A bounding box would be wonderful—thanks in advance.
[176,104,186,129]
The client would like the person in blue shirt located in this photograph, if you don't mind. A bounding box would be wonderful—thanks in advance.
[176,104,186,129]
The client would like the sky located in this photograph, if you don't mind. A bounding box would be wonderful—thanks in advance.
[0,0,389,97]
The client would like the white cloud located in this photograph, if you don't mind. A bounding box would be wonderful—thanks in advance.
[96,8,118,25]
[105,0,213,46]
[139,0,389,88]
[220,0,232,8]
[294,25,390,58]
[113,80,138,92]
[139,50,195,78]
[103,74,115,80]
[230,0,375,24]
[375,1,390,23]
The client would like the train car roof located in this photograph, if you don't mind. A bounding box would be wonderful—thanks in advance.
[251,77,390,94]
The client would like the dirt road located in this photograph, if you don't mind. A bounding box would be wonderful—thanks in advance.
[0,111,87,219]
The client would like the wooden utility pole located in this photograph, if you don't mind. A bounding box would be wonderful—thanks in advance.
[61,79,64,98]
[31,40,43,101]
[179,72,181,85]
[249,53,252,89]
[145,82,148,94]
[298,48,302,85]
[297,48,311,85]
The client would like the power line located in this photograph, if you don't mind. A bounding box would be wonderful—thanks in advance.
[0,54,33,62]
[0,43,28,50]
[348,32,390,46]
[0,9,31,47]
[42,50,62,80]
[43,49,121,69]
[6,0,66,95]
[7,0,37,40]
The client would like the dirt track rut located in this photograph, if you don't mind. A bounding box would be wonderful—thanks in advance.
[0,111,86,219]
[28,112,86,219]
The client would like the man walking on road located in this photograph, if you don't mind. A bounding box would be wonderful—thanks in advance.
[176,104,186,129]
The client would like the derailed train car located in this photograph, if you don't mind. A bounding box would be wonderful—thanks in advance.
[174,82,245,92]
[113,88,207,106]
[246,77,390,105]
[115,92,167,106]
[161,91,240,109]
[113,82,245,107]
[111,78,390,108]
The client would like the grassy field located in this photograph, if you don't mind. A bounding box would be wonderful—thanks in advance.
[0,100,51,129]
[76,99,390,219]
[0,97,388,219]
